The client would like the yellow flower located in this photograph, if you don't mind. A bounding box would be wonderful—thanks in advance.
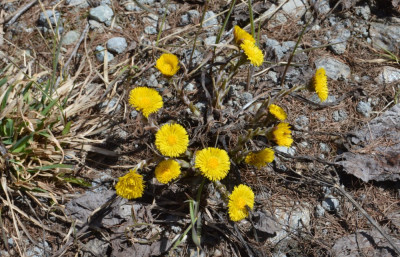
[155,159,181,184]
[233,25,255,45]
[155,123,189,157]
[129,87,163,118]
[245,148,275,168]
[115,169,145,200]
[228,184,255,222]
[155,53,180,76]
[195,147,230,181]
[312,67,328,102]
[268,104,287,121]
[271,123,293,147]
[240,40,264,67]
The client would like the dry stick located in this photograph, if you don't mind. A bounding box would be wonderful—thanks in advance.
[0,0,38,26]
[334,184,400,256]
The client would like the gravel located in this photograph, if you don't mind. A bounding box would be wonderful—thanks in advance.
[319,143,330,153]
[180,10,200,26]
[106,37,127,54]
[62,30,80,45]
[332,110,348,122]
[354,3,371,20]
[89,5,114,25]
[144,26,157,35]
[275,146,296,156]
[369,22,400,53]
[356,101,372,117]
[376,66,400,84]
[66,0,88,7]
[95,45,114,62]
[38,10,61,28]
[294,115,309,130]
[202,11,218,28]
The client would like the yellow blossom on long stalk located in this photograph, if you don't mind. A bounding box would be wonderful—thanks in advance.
[228,184,255,222]
[268,104,287,121]
[195,147,230,181]
[155,159,181,184]
[245,148,275,168]
[155,53,180,76]
[155,123,189,157]
[129,87,163,118]
[233,25,255,45]
[312,67,328,102]
[240,40,264,67]
[115,169,145,200]
[271,122,293,147]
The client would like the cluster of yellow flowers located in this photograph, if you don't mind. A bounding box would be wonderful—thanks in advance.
[234,26,264,67]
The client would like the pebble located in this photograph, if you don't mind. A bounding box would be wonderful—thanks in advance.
[144,26,157,35]
[369,22,400,53]
[131,110,138,118]
[147,74,158,88]
[315,57,351,80]
[315,204,325,217]
[354,3,371,20]
[295,115,309,129]
[95,45,114,62]
[312,0,330,14]
[184,83,196,92]
[332,110,348,122]
[38,10,61,28]
[180,10,200,26]
[274,146,296,156]
[106,37,127,54]
[322,195,340,212]
[66,0,88,8]
[62,30,80,45]
[240,92,253,104]
[89,20,104,33]
[204,36,216,46]
[376,66,400,84]
[89,5,114,25]
[319,143,330,153]
[202,11,218,28]
[356,101,372,117]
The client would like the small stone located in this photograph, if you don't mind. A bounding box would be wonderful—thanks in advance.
[144,26,157,35]
[355,3,371,20]
[124,2,141,11]
[89,5,114,24]
[328,38,347,55]
[311,0,330,14]
[315,204,325,217]
[281,0,307,18]
[62,30,80,45]
[213,249,223,257]
[180,10,200,26]
[299,141,309,148]
[84,239,110,256]
[99,97,120,113]
[147,74,158,88]
[369,22,400,53]
[131,110,138,118]
[275,146,296,156]
[171,225,182,233]
[268,71,278,83]
[332,110,348,122]
[204,36,216,46]
[319,143,330,153]
[184,49,202,66]
[89,20,104,32]
[356,101,372,117]
[184,83,196,92]
[95,46,114,62]
[66,0,88,7]
[38,10,61,28]
[322,196,339,212]
[376,66,400,84]
[240,92,253,104]
[315,57,351,80]
[202,11,218,28]
[295,115,309,129]
[106,37,127,54]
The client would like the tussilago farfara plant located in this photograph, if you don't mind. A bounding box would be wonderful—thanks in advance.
[115,11,329,250]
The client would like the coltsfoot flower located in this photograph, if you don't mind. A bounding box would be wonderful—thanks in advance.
[271,122,293,147]
[233,25,255,45]
[228,184,255,222]
[155,123,189,157]
[240,40,264,67]
[195,147,230,181]
[245,148,275,168]
[155,159,181,184]
[155,53,180,76]
[268,104,287,121]
[312,67,328,102]
[129,87,163,118]
[115,169,145,200]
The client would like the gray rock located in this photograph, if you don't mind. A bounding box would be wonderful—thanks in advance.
[66,0,88,7]
[295,115,309,129]
[355,3,371,20]
[95,46,114,62]
[281,0,307,18]
[124,2,141,11]
[311,0,330,14]
[310,94,336,104]
[315,204,325,217]
[322,195,339,212]
[106,37,127,54]
[26,241,51,257]
[88,20,104,32]
[180,10,200,26]
[204,36,216,46]
[184,49,202,66]
[275,146,296,156]
[38,10,61,28]
[332,110,348,122]
[319,143,330,153]
[315,57,351,80]
[131,110,138,118]
[329,38,347,55]
[100,0,111,4]
[184,83,196,92]
[144,26,157,35]
[202,11,218,28]
[268,71,278,83]
[240,92,253,104]
[299,141,309,148]
[370,22,400,53]
[147,74,158,88]
[376,66,400,84]
[264,38,285,60]
[83,239,110,257]
[252,210,281,236]
[62,30,80,45]
[356,101,372,117]
[144,13,158,27]
[89,5,113,24]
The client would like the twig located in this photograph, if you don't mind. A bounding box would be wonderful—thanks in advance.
[0,0,38,26]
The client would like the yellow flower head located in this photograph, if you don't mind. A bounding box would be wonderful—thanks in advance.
[155,53,180,76]
[240,40,264,67]
[271,122,293,147]
[155,123,189,157]
[155,159,181,184]
[268,104,287,121]
[312,67,328,102]
[245,148,275,168]
[129,87,163,118]
[195,147,230,181]
[115,169,145,200]
[228,184,255,222]
[233,25,255,45]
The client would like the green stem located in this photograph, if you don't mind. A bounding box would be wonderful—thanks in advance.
[189,0,209,68]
